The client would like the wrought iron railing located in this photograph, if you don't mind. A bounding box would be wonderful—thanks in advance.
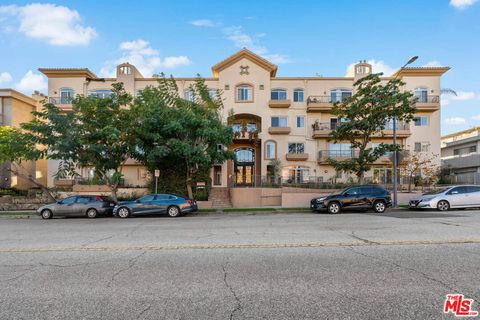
[414,95,439,103]
[48,97,73,104]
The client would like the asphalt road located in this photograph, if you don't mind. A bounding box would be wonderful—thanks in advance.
[1,210,479,319]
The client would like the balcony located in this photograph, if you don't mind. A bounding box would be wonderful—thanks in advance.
[48,97,73,110]
[376,122,411,138]
[317,150,393,164]
[285,153,309,161]
[306,96,333,112]
[268,126,291,134]
[269,99,291,108]
[415,95,440,111]
[312,122,335,138]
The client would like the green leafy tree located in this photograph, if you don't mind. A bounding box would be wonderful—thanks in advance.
[0,126,55,202]
[328,73,416,183]
[23,83,135,201]
[131,76,234,198]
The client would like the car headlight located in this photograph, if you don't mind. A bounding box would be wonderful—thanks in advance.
[316,197,326,203]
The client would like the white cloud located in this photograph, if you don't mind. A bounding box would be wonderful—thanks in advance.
[346,60,396,76]
[451,91,476,100]
[422,61,442,67]
[190,19,217,27]
[14,70,47,94]
[100,39,191,77]
[222,26,290,64]
[0,3,96,46]
[472,115,480,121]
[445,117,467,125]
[450,0,479,9]
[0,72,13,84]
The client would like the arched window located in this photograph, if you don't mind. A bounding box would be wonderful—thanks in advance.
[330,89,352,103]
[59,88,74,104]
[293,89,304,102]
[235,148,255,163]
[271,89,287,100]
[236,84,253,102]
[414,87,428,103]
[90,90,112,99]
[265,140,277,159]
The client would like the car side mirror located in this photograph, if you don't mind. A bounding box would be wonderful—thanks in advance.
[343,192,349,197]
[57,201,63,204]
[135,199,141,203]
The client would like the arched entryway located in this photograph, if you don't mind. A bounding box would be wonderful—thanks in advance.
[234,147,255,187]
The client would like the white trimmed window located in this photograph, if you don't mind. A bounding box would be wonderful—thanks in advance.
[59,88,74,104]
[288,143,305,154]
[296,116,305,128]
[271,89,287,100]
[271,116,287,127]
[90,90,112,99]
[265,141,276,159]
[293,89,304,102]
[237,85,253,101]
[414,116,429,126]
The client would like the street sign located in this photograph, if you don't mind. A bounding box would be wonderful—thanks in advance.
[154,170,160,177]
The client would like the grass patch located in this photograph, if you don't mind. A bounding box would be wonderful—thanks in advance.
[0,211,34,216]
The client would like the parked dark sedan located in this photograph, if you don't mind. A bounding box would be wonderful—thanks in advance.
[310,185,392,214]
[113,194,198,218]
[37,195,116,219]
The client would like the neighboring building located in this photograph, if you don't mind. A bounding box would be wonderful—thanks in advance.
[0,89,48,190]
[441,127,480,184]
[39,49,449,189]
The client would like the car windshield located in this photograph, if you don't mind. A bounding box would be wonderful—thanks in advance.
[423,188,449,195]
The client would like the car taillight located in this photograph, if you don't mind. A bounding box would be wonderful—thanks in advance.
[96,196,103,201]
[387,191,391,196]
[186,199,194,205]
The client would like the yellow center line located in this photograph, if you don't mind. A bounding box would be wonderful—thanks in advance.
[0,238,479,253]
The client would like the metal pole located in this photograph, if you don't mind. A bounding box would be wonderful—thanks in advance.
[155,176,158,194]
[392,118,398,207]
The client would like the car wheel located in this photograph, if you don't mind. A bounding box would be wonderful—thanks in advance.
[327,202,341,214]
[41,209,53,219]
[373,200,387,213]
[117,207,130,218]
[167,206,181,217]
[437,200,450,212]
[86,208,98,219]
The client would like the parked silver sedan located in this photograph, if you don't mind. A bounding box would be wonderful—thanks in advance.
[409,185,480,211]
[37,195,116,219]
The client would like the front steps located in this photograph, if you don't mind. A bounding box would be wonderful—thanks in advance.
[209,187,232,208]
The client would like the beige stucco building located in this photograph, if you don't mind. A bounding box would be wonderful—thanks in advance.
[39,49,449,190]
[0,89,48,190]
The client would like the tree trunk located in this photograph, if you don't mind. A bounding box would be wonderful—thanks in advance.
[408,173,413,193]
[8,164,56,203]
[109,185,118,202]
[357,172,364,184]
[186,176,193,199]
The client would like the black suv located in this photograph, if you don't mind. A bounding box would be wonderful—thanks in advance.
[310,185,392,214]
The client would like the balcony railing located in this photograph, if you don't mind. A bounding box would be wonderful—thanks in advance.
[48,97,73,105]
[318,150,396,163]
[415,95,439,104]
[382,122,410,131]
[307,96,332,105]
[415,95,440,111]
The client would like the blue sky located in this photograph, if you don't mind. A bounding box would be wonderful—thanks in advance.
[0,0,479,135]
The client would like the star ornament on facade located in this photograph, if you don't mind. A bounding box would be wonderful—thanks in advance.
[240,65,250,75]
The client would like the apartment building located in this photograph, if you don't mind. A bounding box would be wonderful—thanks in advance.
[0,89,48,189]
[39,49,449,189]
[441,127,480,184]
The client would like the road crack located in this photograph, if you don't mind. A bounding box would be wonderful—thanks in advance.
[82,235,114,247]
[222,262,242,320]
[345,246,458,292]
[137,303,152,319]
[107,251,146,288]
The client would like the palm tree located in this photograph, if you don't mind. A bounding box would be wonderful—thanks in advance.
[441,88,457,96]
